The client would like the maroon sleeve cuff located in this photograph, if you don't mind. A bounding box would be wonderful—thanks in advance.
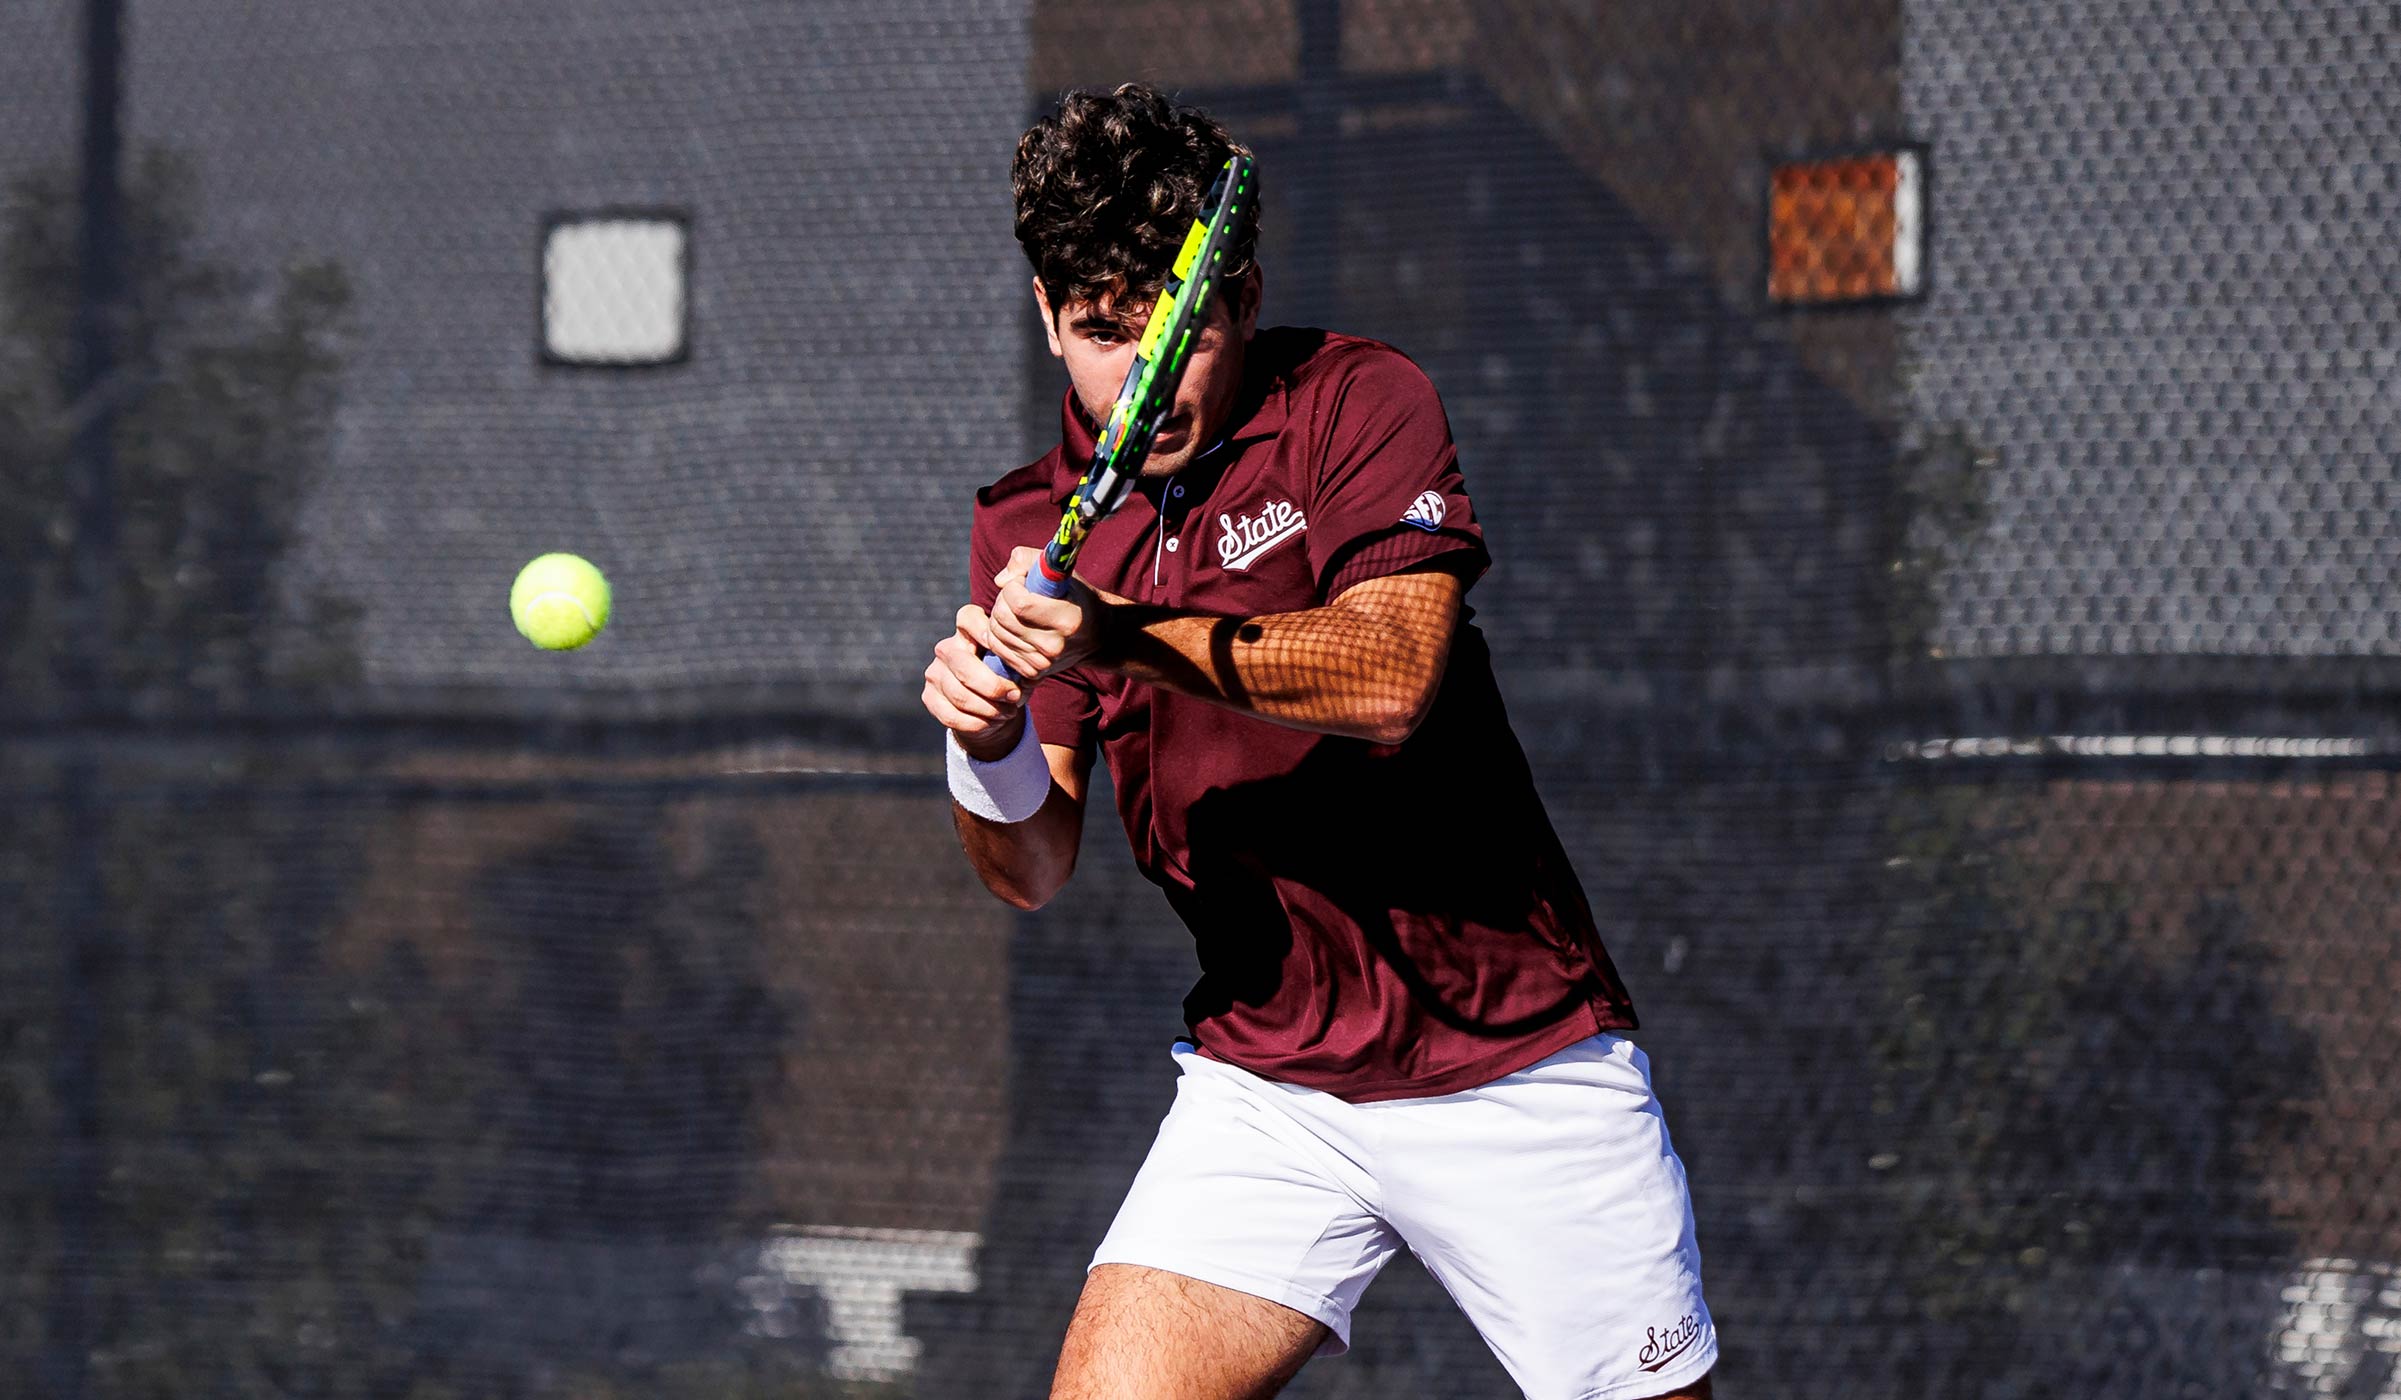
[1027,667,1100,747]
[1321,528,1490,600]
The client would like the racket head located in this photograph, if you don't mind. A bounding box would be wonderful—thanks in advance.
[1047,153,1258,566]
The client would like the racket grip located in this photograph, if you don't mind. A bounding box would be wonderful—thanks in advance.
[980,555,1076,677]
[1025,556,1075,600]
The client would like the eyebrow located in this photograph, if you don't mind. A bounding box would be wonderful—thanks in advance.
[1069,304,1152,335]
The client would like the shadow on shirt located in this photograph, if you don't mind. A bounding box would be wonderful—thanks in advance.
[1169,622,1618,1043]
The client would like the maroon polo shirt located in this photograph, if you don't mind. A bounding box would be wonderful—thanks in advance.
[970,327,1635,1102]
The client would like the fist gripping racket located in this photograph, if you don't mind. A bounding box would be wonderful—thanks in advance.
[984,153,1257,679]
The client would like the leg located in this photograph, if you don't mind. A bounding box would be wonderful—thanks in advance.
[1050,1263,1328,1400]
[1077,1047,1401,1393]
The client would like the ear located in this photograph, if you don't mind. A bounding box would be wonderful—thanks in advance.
[1232,268,1264,340]
[1032,277,1065,359]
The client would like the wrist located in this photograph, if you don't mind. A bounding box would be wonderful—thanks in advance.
[957,711,1026,763]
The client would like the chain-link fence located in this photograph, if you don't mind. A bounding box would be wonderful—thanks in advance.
[3,1,2397,1396]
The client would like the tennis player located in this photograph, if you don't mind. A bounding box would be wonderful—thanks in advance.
[922,84,1715,1400]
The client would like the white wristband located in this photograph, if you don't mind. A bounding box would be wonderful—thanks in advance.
[946,720,1050,824]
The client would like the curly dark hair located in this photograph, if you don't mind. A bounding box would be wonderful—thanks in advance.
[1013,83,1260,313]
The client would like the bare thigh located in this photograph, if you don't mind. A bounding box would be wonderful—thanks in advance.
[1049,1263,1329,1400]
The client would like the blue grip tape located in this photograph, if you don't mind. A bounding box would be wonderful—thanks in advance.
[980,559,1074,677]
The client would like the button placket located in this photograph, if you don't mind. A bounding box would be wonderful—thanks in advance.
[1155,475,1205,603]
[1149,489,1171,593]
[1157,496,1183,597]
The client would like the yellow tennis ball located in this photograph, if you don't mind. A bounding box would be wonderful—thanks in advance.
[510,553,612,650]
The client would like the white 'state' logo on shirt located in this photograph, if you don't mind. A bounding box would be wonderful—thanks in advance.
[1218,500,1308,571]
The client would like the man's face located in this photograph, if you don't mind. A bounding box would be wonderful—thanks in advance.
[1036,269,1263,478]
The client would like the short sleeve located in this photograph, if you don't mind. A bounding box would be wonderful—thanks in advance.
[1301,350,1490,599]
[970,493,1100,752]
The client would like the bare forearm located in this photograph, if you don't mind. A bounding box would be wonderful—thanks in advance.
[953,783,1082,909]
[1093,589,1453,745]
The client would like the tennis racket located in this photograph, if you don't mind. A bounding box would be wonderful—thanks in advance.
[984,153,1257,679]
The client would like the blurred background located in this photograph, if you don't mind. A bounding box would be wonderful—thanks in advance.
[2,1,2397,1396]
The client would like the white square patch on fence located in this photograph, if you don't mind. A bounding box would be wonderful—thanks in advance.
[542,214,689,366]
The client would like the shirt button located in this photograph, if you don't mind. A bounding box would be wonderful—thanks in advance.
[1171,485,1184,498]
[1165,538,1180,552]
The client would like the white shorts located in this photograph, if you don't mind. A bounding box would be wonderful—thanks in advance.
[1092,1034,1716,1400]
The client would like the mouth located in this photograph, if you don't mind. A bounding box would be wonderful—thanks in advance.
[1152,412,1194,447]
